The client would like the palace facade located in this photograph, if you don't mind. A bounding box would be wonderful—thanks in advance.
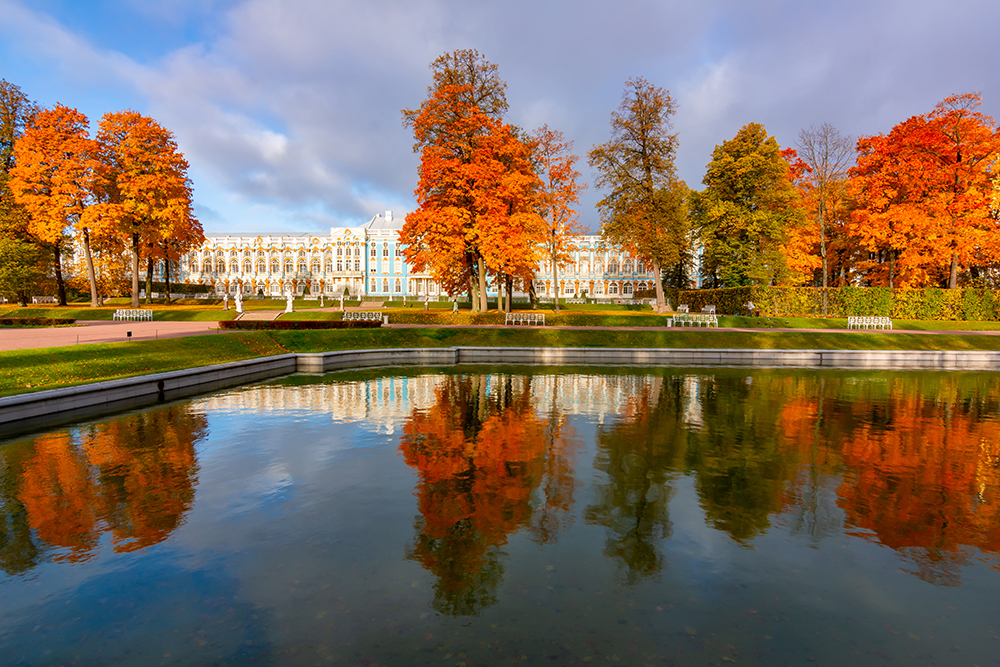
[171,211,659,299]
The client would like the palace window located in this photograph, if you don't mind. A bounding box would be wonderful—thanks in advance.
[337,247,343,257]
[383,245,389,257]
[371,246,377,257]
[243,261,251,274]
[623,282,633,295]
[337,260,343,272]
[608,260,619,274]
[382,278,389,292]
[394,278,401,293]
[370,279,377,292]
[354,260,361,271]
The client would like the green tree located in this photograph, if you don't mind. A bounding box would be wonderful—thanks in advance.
[588,78,688,312]
[694,122,804,287]
[0,237,45,305]
[0,80,39,244]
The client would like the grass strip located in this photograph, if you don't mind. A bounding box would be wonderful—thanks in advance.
[5,326,1000,397]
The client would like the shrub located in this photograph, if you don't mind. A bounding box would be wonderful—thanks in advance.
[676,286,1000,320]
[219,320,382,330]
[0,317,76,326]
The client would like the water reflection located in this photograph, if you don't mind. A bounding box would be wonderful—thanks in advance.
[0,406,204,575]
[391,370,1000,600]
[398,374,581,615]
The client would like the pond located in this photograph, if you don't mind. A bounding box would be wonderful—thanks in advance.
[2,366,1000,665]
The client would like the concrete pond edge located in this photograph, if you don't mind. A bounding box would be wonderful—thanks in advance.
[3,346,1000,438]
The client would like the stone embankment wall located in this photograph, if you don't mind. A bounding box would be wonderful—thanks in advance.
[4,347,999,437]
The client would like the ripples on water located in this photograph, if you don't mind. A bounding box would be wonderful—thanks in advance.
[2,367,999,665]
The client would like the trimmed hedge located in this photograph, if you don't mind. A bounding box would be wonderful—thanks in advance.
[677,286,1000,320]
[219,320,383,330]
[0,317,76,326]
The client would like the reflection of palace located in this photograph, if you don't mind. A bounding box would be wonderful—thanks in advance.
[198,372,672,431]
[164,211,659,298]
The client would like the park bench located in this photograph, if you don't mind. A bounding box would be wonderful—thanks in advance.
[345,311,385,323]
[847,316,892,330]
[701,305,716,315]
[31,296,57,304]
[670,313,718,328]
[113,309,153,321]
[676,304,690,313]
[505,312,546,326]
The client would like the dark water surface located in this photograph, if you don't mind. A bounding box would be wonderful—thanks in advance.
[2,366,1000,666]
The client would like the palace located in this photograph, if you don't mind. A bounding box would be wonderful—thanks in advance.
[171,211,658,299]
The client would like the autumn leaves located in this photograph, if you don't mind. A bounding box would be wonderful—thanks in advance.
[4,85,201,308]
[401,50,583,312]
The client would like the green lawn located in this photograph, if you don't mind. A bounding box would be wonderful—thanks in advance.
[4,326,1000,397]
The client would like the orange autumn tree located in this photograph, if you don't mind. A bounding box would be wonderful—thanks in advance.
[849,93,1000,288]
[9,105,98,306]
[401,49,544,312]
[778,147,823,285]
[531,125,585,313]
[89,111,199,308]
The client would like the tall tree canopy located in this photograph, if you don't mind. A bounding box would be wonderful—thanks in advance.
[588,77,686,312]
[90,111,200,307]
[694,122,804,287]
[400,49,544,312]
[849,93,1000,288]
[0,80,42,302]
[10,105,101,306]
[795,123,854,310]
[531,125,584,313]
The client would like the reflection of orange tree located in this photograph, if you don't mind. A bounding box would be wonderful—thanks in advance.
[833,384,1000,585]
[11,407,204,568]
[399,374,578,615]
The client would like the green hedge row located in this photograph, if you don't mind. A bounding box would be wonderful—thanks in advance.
[676,286,1000,320]
[219,320,382,330]
[0,317,76,326]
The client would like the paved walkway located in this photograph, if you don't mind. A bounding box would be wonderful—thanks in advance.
[0,321,221,351]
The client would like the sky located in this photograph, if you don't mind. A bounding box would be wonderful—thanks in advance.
[2,0,998,235]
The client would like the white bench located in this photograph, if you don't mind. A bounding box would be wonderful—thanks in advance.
[345,311,385,323]
[671,313,718,327]
[505,312,546,326]
[113,309,153,321]
[701,305,716,315]
[676,304,690,313]
[848,316,892,330]
[31,296,57,304]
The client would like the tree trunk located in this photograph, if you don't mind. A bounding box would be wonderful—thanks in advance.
[651,259,665,313]
[82,228,100,308]
[949,253,958,289]
[470,275,478,313]
[478,255,488,312]
[164,255,172,305]
[145,256,154,305]
[131,230,141,308]
[506,275,513,312]
[528,279,537,310]
[52,243,67,306]
[552,242,560,315]
[888,251,895,290]
[819,203,828,316]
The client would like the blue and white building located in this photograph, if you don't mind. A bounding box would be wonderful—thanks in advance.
[171,211,660,299]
